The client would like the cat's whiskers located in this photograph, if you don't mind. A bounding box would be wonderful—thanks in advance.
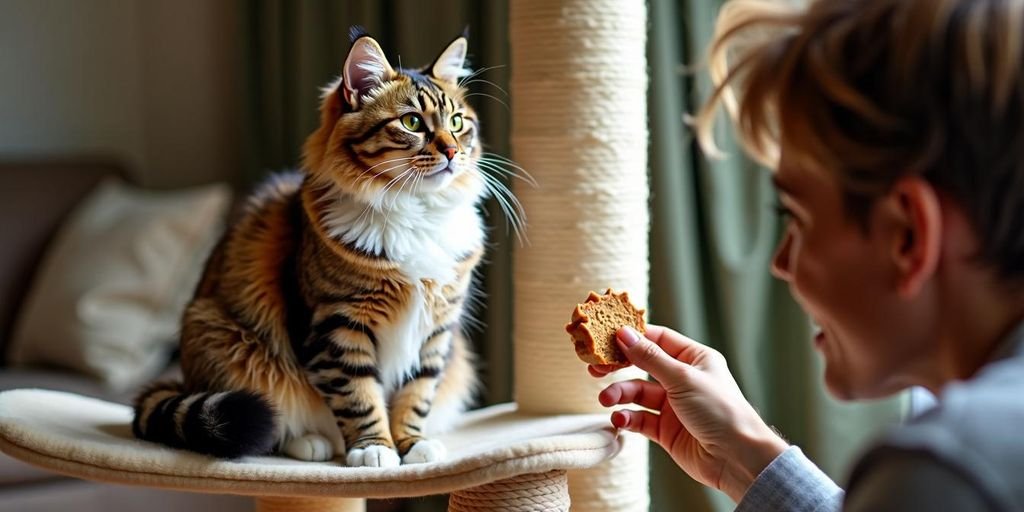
[458,152,536,245]
[476,157,538,187]
[483,173,526,229]
[391,165,419,205]
[354,164,414,226]
[354,152,431,224]
[358,160,419,198]
[353,199,379,228]
[475,165,528,245]
[357,156,417,182]
[481,176,526,245]
[457,64,506,89]
[458,65,511,146]
[382,167,420,233]
[460,78,508,98]
[480,152,534,176]
[411,166,426,197]
[463,92,509,111]
[377,166,416,205]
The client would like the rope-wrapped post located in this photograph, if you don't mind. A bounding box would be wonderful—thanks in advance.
[510,0,651,510]
[449,470,570,512]
[255,497,365,512]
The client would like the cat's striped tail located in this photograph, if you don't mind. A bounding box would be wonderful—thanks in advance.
[132,381,277,458]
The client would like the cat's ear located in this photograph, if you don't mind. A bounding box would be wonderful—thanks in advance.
[343,33,395,110]
[430,31,469,84]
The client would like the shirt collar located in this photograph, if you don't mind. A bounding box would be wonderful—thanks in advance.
[987,318,1024,364]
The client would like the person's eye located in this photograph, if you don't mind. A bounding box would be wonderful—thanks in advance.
[772,200,801,227]
[400,113,424,132]
[772,201,793,220]
[450,113,464,132]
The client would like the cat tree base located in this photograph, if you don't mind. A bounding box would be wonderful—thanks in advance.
[255,496,365,512]
[0,389,623,511]
[249,470,572,512]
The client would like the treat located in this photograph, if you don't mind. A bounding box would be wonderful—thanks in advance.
[565,289,646,368]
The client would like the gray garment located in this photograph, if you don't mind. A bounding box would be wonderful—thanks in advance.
[736,445,992,512]
[736,324,1024,511]
[734,446,842,512]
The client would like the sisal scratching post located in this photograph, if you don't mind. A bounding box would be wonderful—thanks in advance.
[510,1,651,510]
[449,470,571,511]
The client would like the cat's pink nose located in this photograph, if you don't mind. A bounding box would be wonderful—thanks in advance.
[443,147,457,161]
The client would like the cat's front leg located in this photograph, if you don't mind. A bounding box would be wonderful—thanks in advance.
[389,327,451,464]
[302,313,399,468]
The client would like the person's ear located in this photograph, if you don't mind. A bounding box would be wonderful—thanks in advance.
[883,177,942,298]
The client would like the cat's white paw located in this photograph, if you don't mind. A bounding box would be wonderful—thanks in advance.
[346,445,401,468]
[282,434,334,462]
[402,439,447,465]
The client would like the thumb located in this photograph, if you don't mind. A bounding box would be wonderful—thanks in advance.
[617,327,685,384]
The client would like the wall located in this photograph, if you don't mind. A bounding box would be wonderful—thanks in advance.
[0,0,241,188]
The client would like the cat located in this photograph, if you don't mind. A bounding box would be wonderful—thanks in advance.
[132,28,515,468]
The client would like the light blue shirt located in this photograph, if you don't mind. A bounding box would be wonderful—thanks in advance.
[736,323,1024,511]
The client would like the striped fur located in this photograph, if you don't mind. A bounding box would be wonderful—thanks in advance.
[133,32,491,467]
[131,381,276,458]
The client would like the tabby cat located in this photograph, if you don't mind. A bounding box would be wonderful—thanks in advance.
[132,29,499,468]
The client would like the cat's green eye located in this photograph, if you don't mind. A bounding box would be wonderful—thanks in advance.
[450,114,464,132]
[400,113,424,132]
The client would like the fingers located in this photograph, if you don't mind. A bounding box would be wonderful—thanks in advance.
[642,324,716,365]
[587,364,620,378]
[611,409,661,441]
[587,324,716,379]
[615,326,687,384]
[599,379,666,411]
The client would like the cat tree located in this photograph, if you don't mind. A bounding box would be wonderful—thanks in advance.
[0,0,650,510]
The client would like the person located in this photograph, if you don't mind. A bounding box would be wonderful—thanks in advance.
[591,0,1024,509]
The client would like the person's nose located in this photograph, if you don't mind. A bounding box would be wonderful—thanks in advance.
[770,230,794,281]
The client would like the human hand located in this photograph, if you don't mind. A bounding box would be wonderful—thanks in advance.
[591,324,788,502]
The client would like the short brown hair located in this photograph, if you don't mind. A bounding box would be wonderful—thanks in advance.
[697,0,1024,280]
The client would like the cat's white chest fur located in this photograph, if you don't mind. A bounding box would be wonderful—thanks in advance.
[321,191,482,393]
[322,192,481,282]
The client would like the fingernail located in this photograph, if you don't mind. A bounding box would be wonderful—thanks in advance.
[611,411,627,429]
[618,327,640,347]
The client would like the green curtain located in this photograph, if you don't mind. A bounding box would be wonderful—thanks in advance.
[239,1,902,511]
[648,0,902,510]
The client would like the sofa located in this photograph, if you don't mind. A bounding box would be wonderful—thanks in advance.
[0,160,253,511]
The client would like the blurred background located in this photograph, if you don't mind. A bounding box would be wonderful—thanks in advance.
[0,1,903,511]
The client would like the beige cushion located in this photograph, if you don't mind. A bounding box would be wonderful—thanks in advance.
[8,179,230,392]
